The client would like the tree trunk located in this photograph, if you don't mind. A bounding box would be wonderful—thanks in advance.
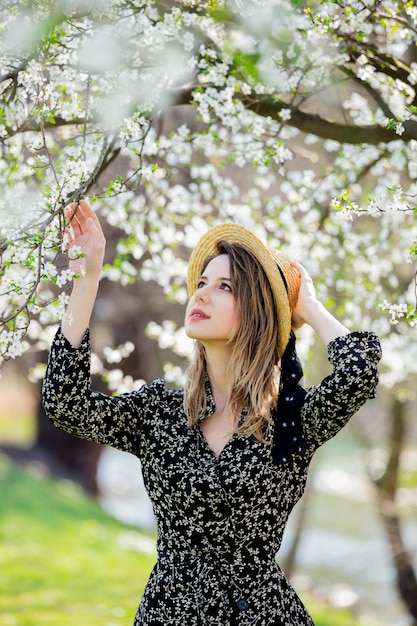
[374,396,417,623]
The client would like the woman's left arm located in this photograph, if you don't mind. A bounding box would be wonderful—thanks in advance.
[301,331,382,450]
[291,262,382,450]
[291,261,350,345]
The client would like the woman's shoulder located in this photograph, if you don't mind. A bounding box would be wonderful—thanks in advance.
[130,379,186,440]
[133,378,184,407]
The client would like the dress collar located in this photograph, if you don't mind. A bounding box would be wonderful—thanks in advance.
[197,376,217,423]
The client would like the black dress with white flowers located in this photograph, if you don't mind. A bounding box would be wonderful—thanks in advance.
[42,329,381,626]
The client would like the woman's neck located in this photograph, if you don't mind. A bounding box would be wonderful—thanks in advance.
[205,346,233,411]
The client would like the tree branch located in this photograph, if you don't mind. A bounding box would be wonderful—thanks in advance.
[338,66,395,121]
[171,86,417,144]
[342,33,412,87]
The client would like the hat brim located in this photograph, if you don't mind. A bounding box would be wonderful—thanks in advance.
[187,223,299,357]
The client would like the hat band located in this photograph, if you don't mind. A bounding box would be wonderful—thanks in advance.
[276,263,289,294]
[272,331,307,466]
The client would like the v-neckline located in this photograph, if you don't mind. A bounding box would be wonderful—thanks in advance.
[197,377,246,462]
[198,424,235,463]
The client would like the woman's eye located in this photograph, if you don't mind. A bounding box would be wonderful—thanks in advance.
[195,280,231,291]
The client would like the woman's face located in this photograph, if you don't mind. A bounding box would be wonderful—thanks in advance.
[184,254,239,346]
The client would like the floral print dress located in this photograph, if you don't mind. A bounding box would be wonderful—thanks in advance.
[42,329,381,626]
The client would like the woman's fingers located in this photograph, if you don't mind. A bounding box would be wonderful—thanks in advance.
[65,201,100,239]
[65,204,84,239]
[64,200,106,260]
[68,202,88,228]
[79,200,102,230]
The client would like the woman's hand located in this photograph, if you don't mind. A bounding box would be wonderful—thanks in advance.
[61,201,106,348]
[291,261,349,345]
[291,261,319,330]
[65,200,106,283]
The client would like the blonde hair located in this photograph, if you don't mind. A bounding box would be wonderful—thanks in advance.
[184,241,282,443]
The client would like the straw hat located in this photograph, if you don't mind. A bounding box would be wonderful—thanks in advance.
[187,223,300,357]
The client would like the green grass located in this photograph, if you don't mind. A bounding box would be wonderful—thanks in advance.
[0,453,381,626]
[0,454,156,626]
[307,598,381,626]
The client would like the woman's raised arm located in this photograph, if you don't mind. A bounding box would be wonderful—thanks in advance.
[291,261,349,345]
[61,200,106,348]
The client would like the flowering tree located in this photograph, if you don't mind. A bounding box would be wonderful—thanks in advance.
[1,0,416,366]
[1,0,417,617]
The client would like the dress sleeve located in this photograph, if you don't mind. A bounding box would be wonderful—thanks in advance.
[42,327,154,455]
[301,331,382,453]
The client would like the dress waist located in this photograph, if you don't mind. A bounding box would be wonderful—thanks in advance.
[157,536,277,567]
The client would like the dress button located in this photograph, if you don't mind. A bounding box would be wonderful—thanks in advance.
[236,598,249,611]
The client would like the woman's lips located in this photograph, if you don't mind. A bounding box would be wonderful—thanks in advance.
[189,308,209,319]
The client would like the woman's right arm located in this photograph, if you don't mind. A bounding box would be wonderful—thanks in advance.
[42,326,153,454]
[61,200,106,348]
[42,202,146,453]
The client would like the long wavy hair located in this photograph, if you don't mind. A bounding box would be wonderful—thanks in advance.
[184,241,281,442]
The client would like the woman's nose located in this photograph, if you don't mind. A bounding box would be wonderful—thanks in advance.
[195,286,209,302]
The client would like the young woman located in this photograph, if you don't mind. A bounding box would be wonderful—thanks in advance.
[42,200,381,626]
